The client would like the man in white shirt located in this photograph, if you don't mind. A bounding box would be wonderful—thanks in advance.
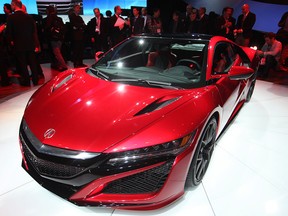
[257,32,282,78]
[109,5,129,46]
[87,8,109,52]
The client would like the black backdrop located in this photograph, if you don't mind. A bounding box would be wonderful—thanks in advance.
[252,0,288,5]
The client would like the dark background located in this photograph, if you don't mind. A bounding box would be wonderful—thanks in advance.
[252,0,288,5]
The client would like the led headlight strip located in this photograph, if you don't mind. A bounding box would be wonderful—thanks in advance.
[107,131,197,166]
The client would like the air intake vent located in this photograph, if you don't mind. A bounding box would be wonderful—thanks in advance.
[102,161,173,194]
[52,74,73,92]
[135,97,179,116]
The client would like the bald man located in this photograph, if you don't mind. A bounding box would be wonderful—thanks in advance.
[234,4,256,47]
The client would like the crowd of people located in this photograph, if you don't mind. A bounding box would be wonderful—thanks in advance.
[0,0,42,86]
[0,0,287,87]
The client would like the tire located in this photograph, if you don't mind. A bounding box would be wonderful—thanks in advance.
[246,80,256,102]
[185,117,217,187]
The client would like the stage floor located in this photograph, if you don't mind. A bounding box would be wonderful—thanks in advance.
[0,78,288,215]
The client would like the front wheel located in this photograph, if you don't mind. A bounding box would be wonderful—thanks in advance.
[185,117,217,187]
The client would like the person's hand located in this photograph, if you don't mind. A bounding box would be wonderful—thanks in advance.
[35,46,41,53]
[226,22,232,28]
[0,24,6,33]
[125,19,130,26]
[119,23,125,30]
[234,29,243,34]
[256,50,264,56]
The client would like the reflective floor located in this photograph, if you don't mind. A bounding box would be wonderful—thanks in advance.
[0,62,288,215]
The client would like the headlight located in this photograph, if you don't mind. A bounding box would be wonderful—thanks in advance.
[107,131,196,166]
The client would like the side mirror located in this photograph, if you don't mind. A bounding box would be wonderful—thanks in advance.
[95,51,104,62]
[229,65,254,80]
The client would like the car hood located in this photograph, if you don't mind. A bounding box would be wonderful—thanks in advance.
[24,69,199,153]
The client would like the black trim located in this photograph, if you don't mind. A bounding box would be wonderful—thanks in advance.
[103,161,173,194]
[137,33,213,40]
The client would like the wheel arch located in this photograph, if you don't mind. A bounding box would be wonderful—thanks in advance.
[202,110,221,139]
[184,112,219,188]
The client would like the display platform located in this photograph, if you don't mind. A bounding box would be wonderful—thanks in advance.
[0,80,288,216]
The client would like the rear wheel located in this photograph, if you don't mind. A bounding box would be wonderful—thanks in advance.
[185,117,217,187]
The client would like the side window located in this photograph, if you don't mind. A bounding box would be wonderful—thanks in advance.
[213,43,235,74]
[232,44,251,67]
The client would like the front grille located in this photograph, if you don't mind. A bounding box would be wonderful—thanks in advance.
[22,141,85,178]
[103,161,173,194]
[36,1,77,15]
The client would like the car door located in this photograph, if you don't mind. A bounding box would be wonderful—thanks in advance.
[212,42,243,125]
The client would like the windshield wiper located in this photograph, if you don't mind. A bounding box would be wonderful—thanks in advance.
[88,67,110,80]
[111,78,181,89]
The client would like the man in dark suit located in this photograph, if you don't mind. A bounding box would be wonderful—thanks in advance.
[109,5,129,47]
[69,4,86,68]
[87,8,109,53]
[277,12,288,69]
[44,6,67,72]
[130,7,144,35]
[197,7,209,34]
[0,22,10,86]
[6,0,41,86]
[234,4,256,47]
[168,10,186,33]
[215,7,236,41]
[141,7,151,33]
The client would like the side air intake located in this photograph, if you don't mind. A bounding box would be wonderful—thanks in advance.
[135,97,180,116]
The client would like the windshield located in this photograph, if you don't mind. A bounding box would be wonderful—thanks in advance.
[90,37,208,89]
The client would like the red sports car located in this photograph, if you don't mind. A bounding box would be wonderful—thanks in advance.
[19,34,259,210]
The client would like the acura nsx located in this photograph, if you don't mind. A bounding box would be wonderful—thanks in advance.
[19,34,259,210]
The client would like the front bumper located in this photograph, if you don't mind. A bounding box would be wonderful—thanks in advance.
[19,120,193,209]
